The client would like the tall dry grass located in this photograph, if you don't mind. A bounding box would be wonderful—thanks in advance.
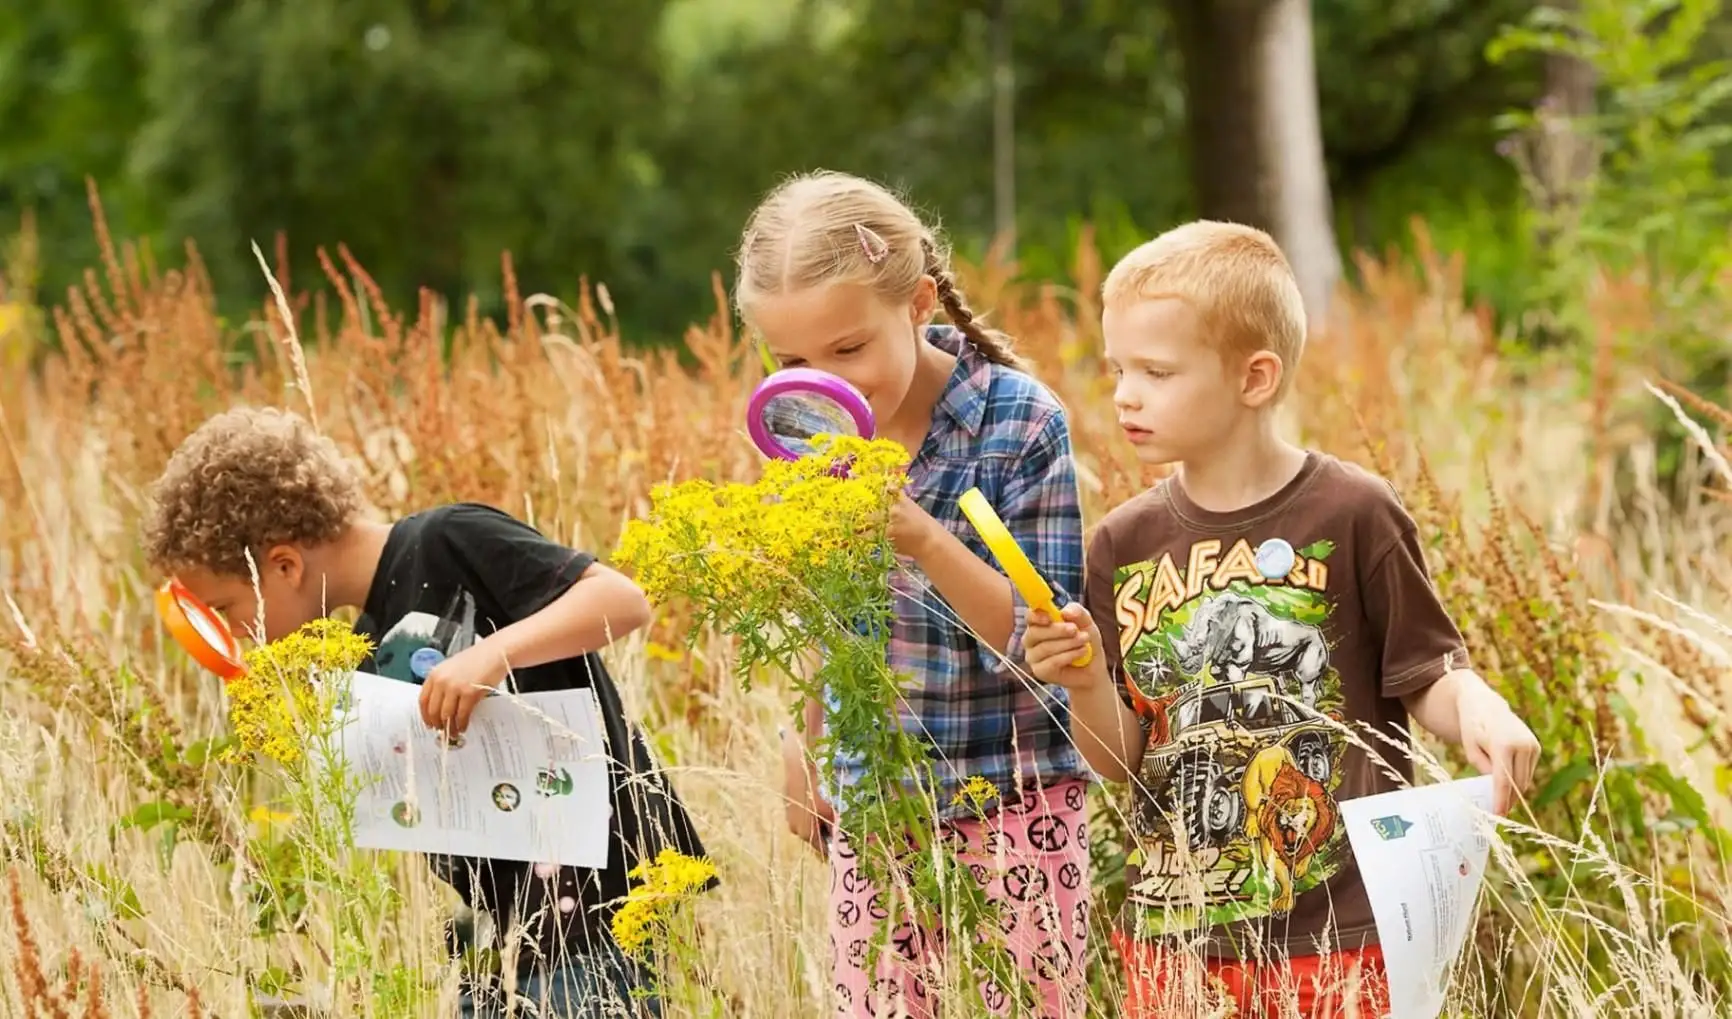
[0,194,1728,1016]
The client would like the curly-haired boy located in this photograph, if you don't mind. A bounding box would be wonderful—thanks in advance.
[144,406,710,1019]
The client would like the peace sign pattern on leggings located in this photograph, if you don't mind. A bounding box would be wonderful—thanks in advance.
[825,778,1093,1018]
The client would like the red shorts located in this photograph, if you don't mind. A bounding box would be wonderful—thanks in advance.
[1115,931,1391,1019]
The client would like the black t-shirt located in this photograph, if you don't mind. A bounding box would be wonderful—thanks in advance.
[353,502,712,970]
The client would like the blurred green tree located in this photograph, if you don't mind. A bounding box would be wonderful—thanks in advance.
[0,0,155,302]
[128,0,668,323]
[0,0,1570,339]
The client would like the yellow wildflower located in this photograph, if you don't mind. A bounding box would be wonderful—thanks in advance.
[952,775,1001,814]
[225,619,374,766]
[644,642,685,664]
[242,617,374,678]
[612,435,909,610]
[0,300,35,375]
[248,805,296,828]
[609,848,718,956]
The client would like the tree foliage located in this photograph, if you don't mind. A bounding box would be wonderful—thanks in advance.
[129,0,668,312]
[0,0,1588,339]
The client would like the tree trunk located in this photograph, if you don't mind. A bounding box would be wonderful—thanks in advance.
[1167,0,1342,327]
[991,0,1017,256]
[1528,0,1598,350]
[1537,0,1598,233]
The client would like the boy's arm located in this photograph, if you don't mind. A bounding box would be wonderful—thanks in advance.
[1062,652,1150,783]
[418,505,652,733]
[469,561,651,668]
[1025,523,1151,782]
[422,561,652,732]
[1401,668,1513,744]
[1367,515,1539,814]
[1402,669,1539,815]
[1078,520,1150,780]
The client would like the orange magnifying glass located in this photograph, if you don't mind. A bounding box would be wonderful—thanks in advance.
[154,578,246,681]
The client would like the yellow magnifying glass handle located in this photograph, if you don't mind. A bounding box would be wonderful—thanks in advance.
[957,488,1093,668]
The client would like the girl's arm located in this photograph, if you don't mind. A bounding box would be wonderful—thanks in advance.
[781,655,835,853]
[892,409,1085,668]
[893,499,1018,653]
[780,695,835,852]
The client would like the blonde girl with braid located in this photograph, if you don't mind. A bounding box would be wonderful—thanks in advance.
[742,170,1093,1018]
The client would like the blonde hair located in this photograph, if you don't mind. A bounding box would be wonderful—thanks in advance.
[143,407,364,576]
[734,170,1030,372]
[1102,220,1307,399]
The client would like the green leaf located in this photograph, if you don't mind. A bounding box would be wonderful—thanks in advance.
[1533,757,1598,809]
[115,883,145,920]
[116,800,193,833]
[1485,26,1579,64]
[1298,539,1335,561]
[184,735,238,767]
[82,864,147,920]
[254,966,296,996]
[1636,762,1713,829]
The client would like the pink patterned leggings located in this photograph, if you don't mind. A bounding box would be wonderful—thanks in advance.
[825,778,1093,1018]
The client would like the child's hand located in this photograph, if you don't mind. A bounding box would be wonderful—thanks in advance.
[888,492,942,560]
[1024,602,1111,693]
[419,641,510,737]
[1459,688,1541,816]
[779,726,834,856]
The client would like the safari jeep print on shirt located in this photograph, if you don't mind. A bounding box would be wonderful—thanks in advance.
[1114,534,1346,936]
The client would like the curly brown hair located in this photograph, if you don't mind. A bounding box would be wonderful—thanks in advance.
[142,407,365,576]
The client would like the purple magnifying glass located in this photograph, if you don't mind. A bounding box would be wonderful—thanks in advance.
[746,368,876,463]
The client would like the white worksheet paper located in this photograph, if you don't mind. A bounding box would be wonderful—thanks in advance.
[1340,775,1496,1019]
[328,671,612,868]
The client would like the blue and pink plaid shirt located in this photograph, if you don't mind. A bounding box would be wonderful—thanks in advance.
[824,325,1090,820]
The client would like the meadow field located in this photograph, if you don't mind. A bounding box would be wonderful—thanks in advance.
[1,203,1730,1017]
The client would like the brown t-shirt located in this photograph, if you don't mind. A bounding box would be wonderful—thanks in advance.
[1083,451,1470,960]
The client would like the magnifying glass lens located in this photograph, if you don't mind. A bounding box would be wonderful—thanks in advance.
[181,594,232,652]
[763,392,863,458]
[746,368,876,463]
[157,579,247,680]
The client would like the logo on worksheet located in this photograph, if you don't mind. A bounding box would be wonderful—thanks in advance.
[1370,815,1414,841]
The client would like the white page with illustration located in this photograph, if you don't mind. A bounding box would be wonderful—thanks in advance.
[329,671,612,868]
[1341,775,1496,1019]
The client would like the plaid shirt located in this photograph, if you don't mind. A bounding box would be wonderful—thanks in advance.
[824,325,1090,821]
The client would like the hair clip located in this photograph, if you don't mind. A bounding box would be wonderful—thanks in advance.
[854,224,890,264]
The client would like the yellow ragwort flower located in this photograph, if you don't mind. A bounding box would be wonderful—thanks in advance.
[611,435,910,609]
[609,848,718,956]
[644,641,685,664]
[241,617,374,677]
[226,619,374,766]
[248,805,297,828]
[952,775,1002,814]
